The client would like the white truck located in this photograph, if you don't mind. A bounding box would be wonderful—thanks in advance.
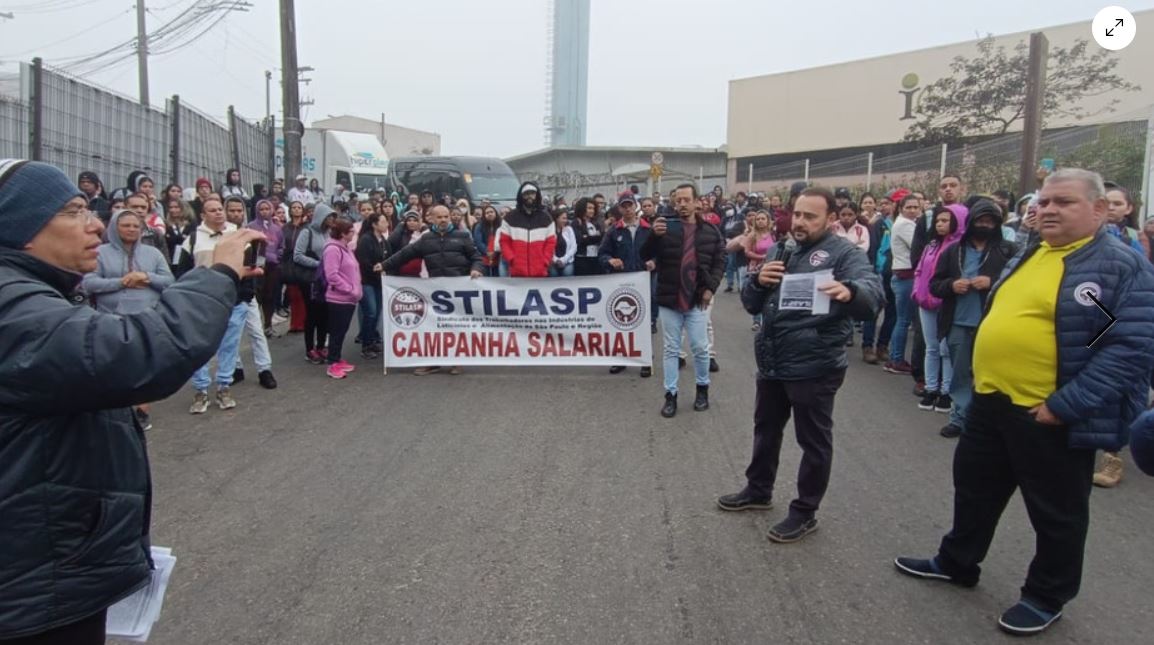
[275,129,390,195]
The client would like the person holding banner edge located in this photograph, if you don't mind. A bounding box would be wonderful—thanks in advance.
[600,191,656,378]
[383,205,483,376]
[641,183,726,418]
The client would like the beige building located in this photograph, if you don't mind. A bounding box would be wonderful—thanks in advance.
[727,11,1154,191]
[310,115,441,158]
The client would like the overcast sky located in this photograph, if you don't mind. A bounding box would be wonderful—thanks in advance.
[0,0,1149,158]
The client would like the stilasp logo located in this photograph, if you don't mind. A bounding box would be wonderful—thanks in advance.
[389,288,427,328]
[605,287,646,331]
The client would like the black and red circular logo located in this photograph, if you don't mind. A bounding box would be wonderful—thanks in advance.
[606,287,646,331]
[389,288,427,329]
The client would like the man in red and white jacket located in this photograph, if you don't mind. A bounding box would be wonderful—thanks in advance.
[499,181,556,277]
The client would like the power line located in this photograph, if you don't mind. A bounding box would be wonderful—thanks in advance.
[0,0,104,13]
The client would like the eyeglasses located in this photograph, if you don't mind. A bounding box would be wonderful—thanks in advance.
[57,204,97,224]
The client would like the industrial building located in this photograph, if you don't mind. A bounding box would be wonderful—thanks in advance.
[726,11,1154,195]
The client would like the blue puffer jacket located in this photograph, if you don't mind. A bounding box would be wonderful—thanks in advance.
[986,230,1154,451]
[1129,409,1154,476]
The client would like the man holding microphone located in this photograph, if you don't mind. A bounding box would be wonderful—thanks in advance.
[717,187,882,543]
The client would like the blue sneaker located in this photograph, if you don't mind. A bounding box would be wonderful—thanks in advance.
[893,556,978,588]
[998,600,1062,636]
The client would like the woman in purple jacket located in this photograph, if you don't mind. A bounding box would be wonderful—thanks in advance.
[323,218,364,379]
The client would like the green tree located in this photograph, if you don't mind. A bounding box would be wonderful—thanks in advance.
[904,37,1140,144]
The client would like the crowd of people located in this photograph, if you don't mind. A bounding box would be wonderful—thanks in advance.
[3,158,1154,642]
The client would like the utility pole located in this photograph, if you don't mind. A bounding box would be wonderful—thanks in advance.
[265,70,272,121]
[1018,31,1049,197]
[279,0,302,183]
[136,1,149,106]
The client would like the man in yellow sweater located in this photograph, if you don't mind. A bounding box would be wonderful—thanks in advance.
[894,169,1154,637]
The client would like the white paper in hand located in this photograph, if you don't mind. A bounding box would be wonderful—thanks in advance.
[779,270,833,315]
[106,546,177,642]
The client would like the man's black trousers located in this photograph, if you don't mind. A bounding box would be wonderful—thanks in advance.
[745,369,846,520]
[936,391,1096,613]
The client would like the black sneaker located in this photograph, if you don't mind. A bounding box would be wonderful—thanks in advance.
[640,366,652,378]
[998,600,1062,636]
[232,368,245,384]
[661,392,677,418]
[609,365,626,374]
[258,370,278,390]
[918,391,938,411]
[940,423,963,438]
[134,408,153,432]
[724,285,734,293]
[693,385,709,411]
[934,394,953,413]
[709,358,720,373]
[717,489,773,512]
[892,556,977,587]
[767,516,819,543]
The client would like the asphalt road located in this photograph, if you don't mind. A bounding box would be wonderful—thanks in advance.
[134,291,1154,645]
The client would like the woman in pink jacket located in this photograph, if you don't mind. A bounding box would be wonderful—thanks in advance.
[323,218,364,379]
[912,205,964,413]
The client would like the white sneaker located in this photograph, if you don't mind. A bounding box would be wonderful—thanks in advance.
[189,391,209,414]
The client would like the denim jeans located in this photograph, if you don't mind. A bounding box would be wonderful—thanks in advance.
[659,306,710,395]
[725,252,738,289]
[548,263,575,277]
[864,270,896,349]
[192,303,248,391]
[947,325,977,429]
[235,298,272,372]
[359,282,383,346]
[919,307,951,394]
[888,276,914,363]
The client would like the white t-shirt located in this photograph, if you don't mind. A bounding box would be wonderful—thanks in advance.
[891,216,917,271]
[287,187,313,205]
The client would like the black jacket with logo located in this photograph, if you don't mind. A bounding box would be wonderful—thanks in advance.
[741,232,883,381]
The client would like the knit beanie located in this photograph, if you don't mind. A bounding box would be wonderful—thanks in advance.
[0,160,86,249]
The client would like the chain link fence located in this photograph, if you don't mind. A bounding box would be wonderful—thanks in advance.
[0,96,27,159]
[744,106,1153,208]
[4,59,273,193]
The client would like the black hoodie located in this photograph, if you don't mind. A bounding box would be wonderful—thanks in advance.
[928,198,1018,336]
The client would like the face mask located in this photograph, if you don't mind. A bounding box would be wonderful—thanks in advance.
[969,226,996,240]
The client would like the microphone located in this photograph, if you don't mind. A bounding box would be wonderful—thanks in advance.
[774,238,795,268]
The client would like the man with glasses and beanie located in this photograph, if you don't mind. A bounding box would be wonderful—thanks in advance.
[0,159,265,644]
[895,169,1154,637]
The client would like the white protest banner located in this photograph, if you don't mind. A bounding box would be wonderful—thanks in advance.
[382,273,653,368]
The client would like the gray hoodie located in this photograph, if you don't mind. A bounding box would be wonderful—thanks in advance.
[82,210,175,314]
[294,202,333,269]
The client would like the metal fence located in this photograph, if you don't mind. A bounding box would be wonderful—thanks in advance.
[8,59,272,194]
[743,106,1153,209]
[0,96,27,159]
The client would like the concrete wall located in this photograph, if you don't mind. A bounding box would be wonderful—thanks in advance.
[309,115,441,158]
[727,11,1154,159]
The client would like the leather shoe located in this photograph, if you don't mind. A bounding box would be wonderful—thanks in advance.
[693,385,709,411]
[661,392,677,418]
